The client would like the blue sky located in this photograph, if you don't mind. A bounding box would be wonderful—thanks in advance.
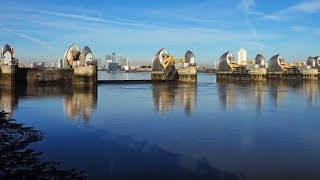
[1,0,320,65]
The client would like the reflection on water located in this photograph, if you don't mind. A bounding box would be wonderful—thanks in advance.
[152,83,196,116]
[1,75,320,179]
[217,81,267,112]
[217,80,320,112]
[0,84,97,121]
[98,71,151,80]
[64,86,97,121]
[0,88,18,118]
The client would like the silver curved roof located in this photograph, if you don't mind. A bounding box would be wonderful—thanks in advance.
[151,48,169,71]
[307,56,320,68]
[255,54,265,65]
[216,51,233,71]
[2,44,12,55]
[185,50,195,64]
[267,54,284,72]
[82,46,92,56]
[63,44,81,65]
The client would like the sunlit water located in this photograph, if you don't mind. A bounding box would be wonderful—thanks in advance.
[1,72,320,179]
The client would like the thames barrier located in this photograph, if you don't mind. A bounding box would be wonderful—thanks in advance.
[1,44,320,86]
[0,43,97,86]
[216,51,319,81]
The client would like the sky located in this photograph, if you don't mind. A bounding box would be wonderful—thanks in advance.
[0,0,320,65]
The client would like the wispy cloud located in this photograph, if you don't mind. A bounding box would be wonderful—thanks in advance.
[239,0,258,39]
[290,25,320,35]
[239,0,255,11]
[18,8,152,28]
[251,0,320,21]
[2,27,50,48]
[287,0,320,13]
[248,11,284,21]
[291,26,306,33]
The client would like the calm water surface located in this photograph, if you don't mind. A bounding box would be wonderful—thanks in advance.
[1,72,320,179]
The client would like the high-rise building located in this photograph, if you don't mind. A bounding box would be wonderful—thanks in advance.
[118,56,128,70]
[112,53,117,63]
[106,55,112,61]
[57,59,63,68]
[97,58,102,69]
[238,49,247,65]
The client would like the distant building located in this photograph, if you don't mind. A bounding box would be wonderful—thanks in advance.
[97,58,102,69]
[106,55,112,61]
[112,53,117,63]
[118,56,128,70]
[57,59,63,68]
[107,62,119,71]
[238,49,247,65]
[30,62,45,68]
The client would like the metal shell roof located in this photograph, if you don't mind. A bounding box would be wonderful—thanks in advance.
[63,44,81,65]
[267,54,284,72]
[185,50,195,63]
[255,54,265,65]
[82,46,92,57]
[307,56,320,68]
[2,44,12,55]
[216,52,233,71]
[151,48,169,71]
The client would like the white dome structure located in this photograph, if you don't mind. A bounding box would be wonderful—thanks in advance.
[1,44,15,65]
[185,50,196,66]
[151,48,170,71]
[267,54,285,72]
[63,44,81,68]
[306,56,320,69]
[82,46,93,66]
[216,52,234,71]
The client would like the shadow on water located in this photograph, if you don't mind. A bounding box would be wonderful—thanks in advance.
[0,111,85,179]
[152,82,197,116]
[94,133,242,180]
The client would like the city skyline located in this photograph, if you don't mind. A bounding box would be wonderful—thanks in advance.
[1,0,320,65]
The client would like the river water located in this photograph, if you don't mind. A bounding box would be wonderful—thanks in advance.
[1,72,320,179]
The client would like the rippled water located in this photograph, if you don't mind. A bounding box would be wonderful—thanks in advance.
[1,72,320,179]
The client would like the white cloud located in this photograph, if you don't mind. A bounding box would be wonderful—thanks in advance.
[291,26,306,32]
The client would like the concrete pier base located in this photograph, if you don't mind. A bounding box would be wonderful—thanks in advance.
[177,66,197,82]
[267,72,303,80]
[0,65,17,86]
[73,66,97,85]
[151,66,197,83]
[301,69,318,80]
[1,66,98,86]
[151,71,165,81]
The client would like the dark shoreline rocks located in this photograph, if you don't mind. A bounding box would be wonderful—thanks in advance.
[0,111,85,179]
